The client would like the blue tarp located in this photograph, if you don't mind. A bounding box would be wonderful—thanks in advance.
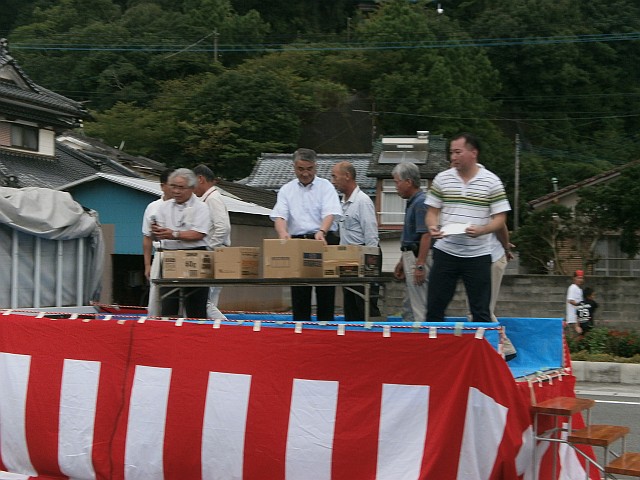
[498,317,565,379]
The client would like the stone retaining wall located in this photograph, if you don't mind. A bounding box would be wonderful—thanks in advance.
[382,274,640,331]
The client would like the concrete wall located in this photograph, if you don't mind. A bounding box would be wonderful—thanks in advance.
[381,274,640,331]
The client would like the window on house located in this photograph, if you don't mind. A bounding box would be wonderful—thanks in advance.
[10,124,38,151]
[593,236,640,276]
[379,179,429,226]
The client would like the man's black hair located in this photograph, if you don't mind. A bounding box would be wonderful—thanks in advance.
[451,132,481,155]
[193,164,216,182]
[159,168,174,184]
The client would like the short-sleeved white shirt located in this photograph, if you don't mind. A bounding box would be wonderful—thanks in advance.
[154,193,211,249]
[270,176,342,235]
[566,283,584,324]
[200,186,231,248]
[339,186,379,247]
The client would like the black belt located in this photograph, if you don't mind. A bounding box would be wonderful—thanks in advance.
[292,232,338,240]
[401,244,418,252]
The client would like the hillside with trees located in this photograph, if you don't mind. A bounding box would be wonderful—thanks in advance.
[3,0,640,260]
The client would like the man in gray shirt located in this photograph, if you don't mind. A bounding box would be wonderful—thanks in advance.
[331,161,381,320]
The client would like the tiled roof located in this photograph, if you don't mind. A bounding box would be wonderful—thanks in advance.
[241,153,376,194]
[57,132,166,179]
[0,142,139,189]
[367,135,449,179]
[0,39,89,128]
[216,180,278,209]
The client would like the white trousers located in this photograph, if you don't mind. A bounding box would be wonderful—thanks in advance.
[401,250,428,322]
[147,253,163,317]
[207,287,227,320]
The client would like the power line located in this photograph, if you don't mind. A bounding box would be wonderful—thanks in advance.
[10,31,640,54]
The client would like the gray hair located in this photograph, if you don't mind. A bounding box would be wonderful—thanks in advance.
[169,168,197,187]
[293,148,317,163]
[391,162,421,188]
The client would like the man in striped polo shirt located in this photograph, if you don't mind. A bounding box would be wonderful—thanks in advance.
[425,133,511,322]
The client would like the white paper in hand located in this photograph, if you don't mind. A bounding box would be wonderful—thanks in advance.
[440,223,469,236]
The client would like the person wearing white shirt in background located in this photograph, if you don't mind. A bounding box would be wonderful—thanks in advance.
[483,228,518,360]
[141,168,173,316]
[331,161,381,320]
[566,270,585,333]
[193,164,231,320]
[151,168,211,319]
[270,148,342,321]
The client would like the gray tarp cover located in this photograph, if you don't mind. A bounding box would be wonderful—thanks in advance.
[0,186,104,303]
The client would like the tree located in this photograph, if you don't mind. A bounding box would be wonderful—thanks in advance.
[512,205,575,274]
[180,67,304,178]
[576,164,640,258]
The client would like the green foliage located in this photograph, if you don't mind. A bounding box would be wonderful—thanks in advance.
[568,327,640,359]
[512,205,574,274]
[6,0,640,192]
[606,330,640,358]
[576,165,640,257]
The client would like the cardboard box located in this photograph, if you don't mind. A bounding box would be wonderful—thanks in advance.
[323,260,361,278]
[161,250,214,279]
[213,247,260,279]
[263,239,324,278]
[323,245,381,277]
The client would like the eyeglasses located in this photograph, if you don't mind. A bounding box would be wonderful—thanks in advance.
[169,184,192,191]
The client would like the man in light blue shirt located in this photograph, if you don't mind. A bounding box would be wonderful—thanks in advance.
[271,148,342,321]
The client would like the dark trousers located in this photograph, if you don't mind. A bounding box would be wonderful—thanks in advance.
[291,231,339,321]
[427,249,492,322]
[342,248,382,321]
[343,285,382,321]
[292,285,335,321]
[161,286,209,319]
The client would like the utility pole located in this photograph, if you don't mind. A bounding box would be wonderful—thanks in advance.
[213,29,219,63]
[351,104,378,147]
[514,134,520,231]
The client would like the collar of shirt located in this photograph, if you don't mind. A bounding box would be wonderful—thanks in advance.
[297,179,315,188]
[200,186,218,202]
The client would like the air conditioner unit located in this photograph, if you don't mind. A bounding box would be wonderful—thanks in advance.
[379,133,429,164]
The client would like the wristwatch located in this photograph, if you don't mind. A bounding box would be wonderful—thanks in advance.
[172,230,180,239]
[415,264,425,271]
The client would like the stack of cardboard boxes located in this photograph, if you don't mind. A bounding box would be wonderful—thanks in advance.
[161,239,380,279]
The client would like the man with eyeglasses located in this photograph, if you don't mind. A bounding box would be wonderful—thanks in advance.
[150,168,211,319]
[271,148,342,321]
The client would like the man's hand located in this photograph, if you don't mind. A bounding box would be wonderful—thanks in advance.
[394,261,405,280]
[506,242,516,261]
[413,265,426,285]
[151,224,174,240]
[465,224,486,237]
[428,225,443,239]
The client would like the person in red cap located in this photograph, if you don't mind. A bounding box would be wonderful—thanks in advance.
[566,270,585,333]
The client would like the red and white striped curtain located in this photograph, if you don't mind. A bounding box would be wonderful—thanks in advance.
[0,313,596,479]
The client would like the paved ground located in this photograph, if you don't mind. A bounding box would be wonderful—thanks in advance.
[574,382,640,478]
